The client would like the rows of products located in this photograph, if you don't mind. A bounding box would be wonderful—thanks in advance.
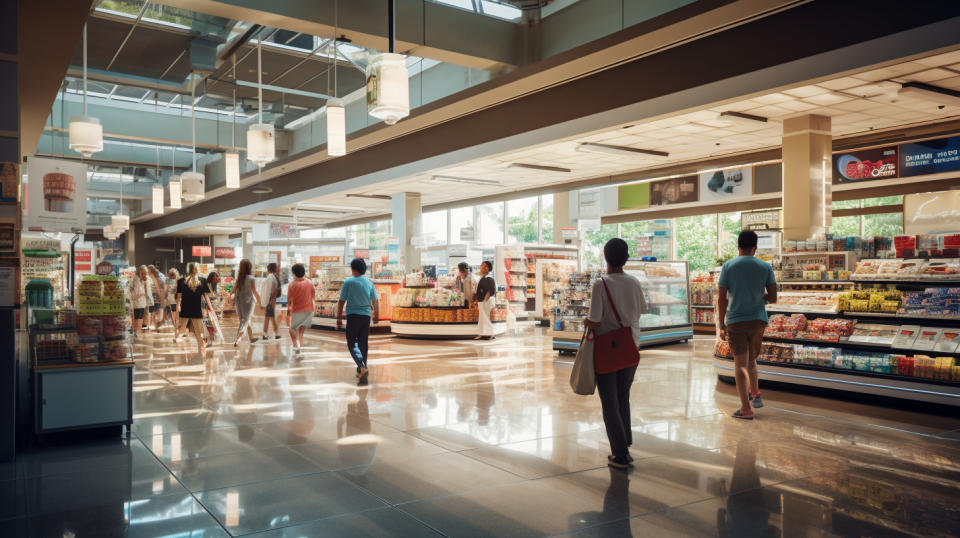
[538,260,577,318]
[771,286,959,318]
[525,247,578,313]
[74,275,130,362]
[625,261,692,328]
[393,305,507,323]
[689,273,716,306]
[691,307,715,325]
[552,271,600,333]
[312,266,351,319]
[852,258,960,280]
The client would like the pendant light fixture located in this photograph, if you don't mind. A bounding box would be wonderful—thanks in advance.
[367,0,409,126]
[247,32,276,166]
[111,171,130,231]
[181,74,205,202]
[224,57,241,188]
[326,0,346,156]
[168,145,182,209]
[152,132,164,214]
[69,23,104,158]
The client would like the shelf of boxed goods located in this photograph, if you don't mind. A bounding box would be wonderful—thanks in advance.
[760,336,960,359]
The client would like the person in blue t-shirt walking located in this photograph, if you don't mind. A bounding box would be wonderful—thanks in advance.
[337,258,380,382]
[718,231,777,420]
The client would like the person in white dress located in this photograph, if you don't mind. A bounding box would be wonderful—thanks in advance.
[475,260,497,340]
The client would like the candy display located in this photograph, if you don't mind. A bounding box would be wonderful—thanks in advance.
[899,288,960,318]
[67,275,129,362]
[689,275,716,306]
[772,291,840,313]
[838,289,902,313]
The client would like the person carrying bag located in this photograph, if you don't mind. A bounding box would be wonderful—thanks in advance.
[583,238,647,469]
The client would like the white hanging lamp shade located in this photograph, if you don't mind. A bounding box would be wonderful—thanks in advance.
[326,101,346,157]
[152,184,164,214]
[366,53,409,125]
[168,175,182,209]
[68,116,103,158]
[180,171,205,202]
[247,124,275,166]
[224,152,241,188]
[103,224,118,239]
[111,214,130,231]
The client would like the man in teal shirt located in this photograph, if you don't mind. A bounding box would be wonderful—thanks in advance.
[718,231,777,419]
[336,258,380,381]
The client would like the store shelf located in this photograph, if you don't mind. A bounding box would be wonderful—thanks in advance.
[782,251,853,256]
[712,355,960,405]
[762,336,960,359]
[643,279,688,285]
[842,312,960,326]
[767,307,839,315]
[779,280,855,285]
[391,320,506,339]
[691,304,714,309]
[850,278,960,286]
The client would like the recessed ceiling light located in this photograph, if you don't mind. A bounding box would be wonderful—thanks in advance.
[898,82,960,107]
[345,193,391,200]
[717,111,768,125]
[432,175,501,186]
[251,186,272,194]
[577,143,669,159]
[509,163,572,173]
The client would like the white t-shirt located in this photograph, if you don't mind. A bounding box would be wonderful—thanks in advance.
[261,274,280,304]
[587,272,647,345]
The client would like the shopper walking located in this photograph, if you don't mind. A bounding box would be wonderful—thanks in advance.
[129,265,153,338]
[166,268,180,333]
[261,262,282,340]
[718,230,778,420]
[232,259,263,347]
[584,238,647,469]
[475,260,497,340]
[176,262,212,356]
[336,258,380,380]
[285,263,315,356]
[455,262,477,307]
[148,265,166,329]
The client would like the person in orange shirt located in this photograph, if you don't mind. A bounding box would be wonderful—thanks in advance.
[286,263,316,356]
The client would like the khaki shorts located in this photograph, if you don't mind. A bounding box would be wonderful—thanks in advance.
[727,320,767,359]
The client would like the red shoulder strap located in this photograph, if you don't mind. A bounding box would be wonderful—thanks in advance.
[600,278,626,328]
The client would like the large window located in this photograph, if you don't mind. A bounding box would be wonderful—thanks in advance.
[864,213,903,237]
[620,221,652,259]
[477,202,504,246]
[507,197,539,243]
[541,195,554,244]
[421,210,448,246]
[718,212,741,264]
[676,214,718,273]
[449,206,474,244]
[583,224,618,268]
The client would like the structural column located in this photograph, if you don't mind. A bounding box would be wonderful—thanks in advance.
[781,115,832,241]
[553,191,573,246]
[391,192,422,269]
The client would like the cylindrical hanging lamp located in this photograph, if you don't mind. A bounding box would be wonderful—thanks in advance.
[152,184,164,214]
[326,1,347,157]
[247,32,275,166]
[69,24,103,158]
[168,175,182,209]
[225,57,241,188]
[111,173,129,231]
[367,1,408,125]
[180,171,205,202]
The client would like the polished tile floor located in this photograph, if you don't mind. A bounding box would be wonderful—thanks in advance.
[7,323,960,537]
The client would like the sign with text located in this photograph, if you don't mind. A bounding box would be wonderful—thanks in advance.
[741,210,781,231]
[214,247,236,259]
[833,146,897,183]
[899,136,960,177]
[353,249,370,259]
[650,176,698,206]
[75,250,92,272]
[24,157,88,233]
[269,222,299,239]
[192,245,212,257]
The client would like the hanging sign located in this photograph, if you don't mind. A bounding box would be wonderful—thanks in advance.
[95,260,114,275]
[269,223,299,239]
[353,249,370,259]
[833,147,898,183]
[699,167,753,202]
[24,157,88,233]
[459,226,475,242]
[214,247,236,259]
[741,210,781,231]
[899,135,960,177]
[75,250,92,272]
[192,245,212,257]
[650,176,698,206]
[579,190,602,219]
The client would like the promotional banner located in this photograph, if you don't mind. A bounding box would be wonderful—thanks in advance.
[650,176,698,206]
[899,136,960,177]
[741,209,781,231]
[699,167,753,202]
[618,183,650,210]
[269,223,298,239]
[25,157,88,233]
[832,147,898,183]
[353,249,370,259]
[192,245,212,257]
[75,250,92,272]
[214,247,236,259]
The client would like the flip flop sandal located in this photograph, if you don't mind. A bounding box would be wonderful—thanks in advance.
[732,409,754,420]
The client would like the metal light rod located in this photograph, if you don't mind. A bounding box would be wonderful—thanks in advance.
[388,0,395,53]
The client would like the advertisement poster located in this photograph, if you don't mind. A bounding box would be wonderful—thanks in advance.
[832,146,898,183]
[75,250,92,272]
[269,222,299,239]
[25,157,88,233]
[1,162,19,202]
[214,247,236,259]
[192,245,212,257]
[741,209,781,230]
[618,183,650,211]
[353,249,370,259]
[899,135,960,177]
[650,176,698,206]
[699,167,753,202]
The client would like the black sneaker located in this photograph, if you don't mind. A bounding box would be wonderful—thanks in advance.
[609,454,634,463]
[608,457,632,469]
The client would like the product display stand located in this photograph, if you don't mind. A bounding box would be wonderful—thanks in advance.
[535,258,578,323]
[495,245,526,319]
[312,266,349,331]
[524,245,579,321]
[713,267,960,405]
[624,260,694,346]
[390,275,506,339]
[551,271,599,354]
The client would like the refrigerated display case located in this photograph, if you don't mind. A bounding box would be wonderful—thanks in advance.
[624,260,694,346]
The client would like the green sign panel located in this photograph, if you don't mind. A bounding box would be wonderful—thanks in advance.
[618,183,650,210]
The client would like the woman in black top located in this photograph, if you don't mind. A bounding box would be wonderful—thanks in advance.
[175,263,210,355]
[475,260,497,340]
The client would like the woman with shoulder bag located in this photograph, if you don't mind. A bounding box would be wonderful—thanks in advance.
[584,238,647,469]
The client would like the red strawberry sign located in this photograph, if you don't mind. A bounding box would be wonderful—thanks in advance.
[833,147,898,183]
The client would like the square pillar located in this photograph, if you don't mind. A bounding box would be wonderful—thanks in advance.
[392,192,422,269]
[782,115,832,241]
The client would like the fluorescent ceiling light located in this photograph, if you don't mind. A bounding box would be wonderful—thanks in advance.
[717,111,768,125]
[576,143,669,159]
[205,225,242,232]
[250,185,273,195]
[898,82,960,107]
[432,175,501,186]
[346,193,391,200]
[509,163,572,173]
[297,202,367,211]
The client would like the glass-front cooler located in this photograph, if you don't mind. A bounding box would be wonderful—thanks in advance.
[624,260,694,346]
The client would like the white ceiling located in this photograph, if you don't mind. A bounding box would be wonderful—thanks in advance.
[187,49,960,235]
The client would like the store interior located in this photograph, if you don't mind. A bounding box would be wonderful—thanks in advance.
[3,1,960,536]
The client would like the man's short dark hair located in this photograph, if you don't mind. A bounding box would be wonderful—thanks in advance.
[482,260,493,271]
[603,238,629,268]
[291,263,306,278]
[737,230,759,251]
[457,262,469,273]
[267,262,277,273]
[350,258,367,275]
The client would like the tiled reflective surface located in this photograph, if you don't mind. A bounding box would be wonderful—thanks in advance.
[7,325,960,536]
